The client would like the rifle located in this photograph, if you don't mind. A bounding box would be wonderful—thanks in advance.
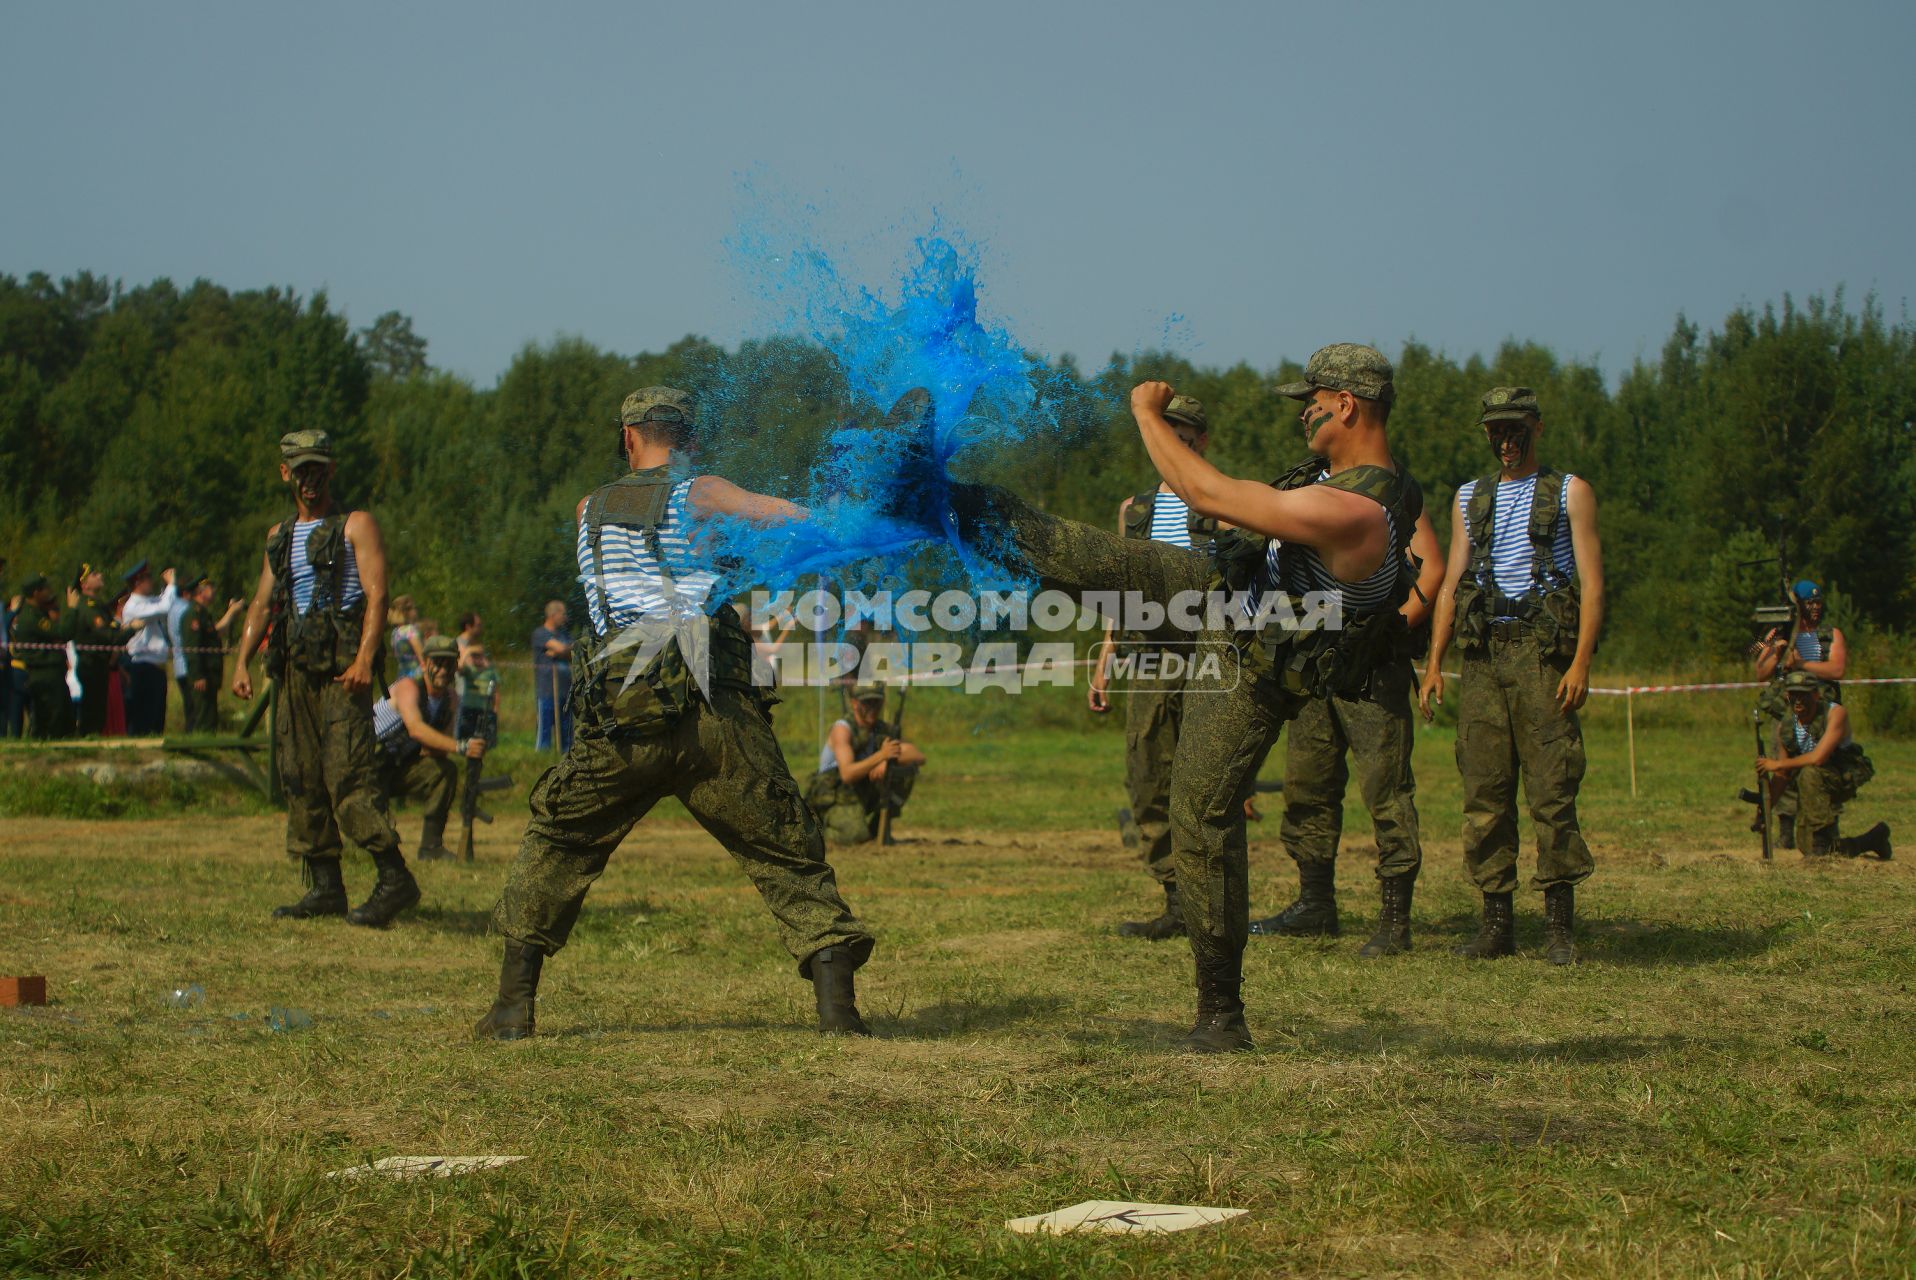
[456,706,512,862]
[1753,709,1772,862]
[875,685,907,846]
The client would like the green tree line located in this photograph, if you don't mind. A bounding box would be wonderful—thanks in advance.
[3,270,1912,670]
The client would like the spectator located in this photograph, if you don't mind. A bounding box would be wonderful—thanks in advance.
[178,570,242,733]
[456,611,484,666]
[0,554,21,738]
[119,561,177,736]
[389,595,425,682]
[456,642,501,743]
[531,599,573,751]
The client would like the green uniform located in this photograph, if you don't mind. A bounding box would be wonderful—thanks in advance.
[266,513,402,868]
[376,683,458,850]
[179,601,223,733]
[805,715,918,847]
[1117,489,1217,886]
[1281,657,1423,878]
[492,465,872,975]
[15,601,78,740]
[72,593,124,736]
[1782,704,1874,853]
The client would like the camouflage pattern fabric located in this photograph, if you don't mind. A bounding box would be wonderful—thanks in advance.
[494,683,871,974]
[1795,756,1870,851]
[1123,680,1183,885]
[381,751,458,850]
[1274,343,1395,404]
[1479,386,1541,423]
[947,482,1304,978]
[276,667,402,863]
[279,429,334,465]
[1281,658,1422,879]
[1456,629,1595,893]
[805,762,918,847]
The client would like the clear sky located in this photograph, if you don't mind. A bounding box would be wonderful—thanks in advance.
[4,0,1911,386]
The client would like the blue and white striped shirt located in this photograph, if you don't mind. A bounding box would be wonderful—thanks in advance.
[1147,490,1193,549]
[578,478,718,636]
[1793,630,1828,665]
[289,518,364,615]
[1244,469,1403,621]
[1455,472,1577,600]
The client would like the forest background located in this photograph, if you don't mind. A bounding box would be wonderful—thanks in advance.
[3,270,1912,710]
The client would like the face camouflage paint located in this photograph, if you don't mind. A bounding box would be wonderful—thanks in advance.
[1488,421,1534,467]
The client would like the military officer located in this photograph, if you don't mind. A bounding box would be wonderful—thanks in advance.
[805,681,925,847]
[14,576,79,739]
[1419,387,1604,965]
[230,430,416,928]
[374,634,484,861]
[70,563,127,736]
[475,387,875,1041]
[178,570,239,733]
[1758,671,1890,859]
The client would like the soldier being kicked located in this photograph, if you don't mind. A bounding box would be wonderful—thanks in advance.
[1088,394,1219,941]
[374,634,486,862]
[475,387,875,1041]
[1420,387,1604,965]
[805,681,925,847]
[231,430,418,927]
[1250,455,1443,956]
[1758,671,1890,860]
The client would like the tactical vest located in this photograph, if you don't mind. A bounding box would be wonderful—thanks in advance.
[1118,488,1216,650]
[1452,467,1580,658]
[572,466,761,737]
[265,512,371,679]
[1794,703,1874,791]
[1209,459,1422,700]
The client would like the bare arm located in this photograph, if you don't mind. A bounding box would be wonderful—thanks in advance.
[230,533,279,700]
[1403,507,1444,630]
[1752,630,1787,680]
[341,511,388,692]
[688,476,807,524]
[392,678,462,756]
[1557,477,1603,712]
[1417,500,1473,720]
[1799,628,1847,681]
[1761,705,1847,774]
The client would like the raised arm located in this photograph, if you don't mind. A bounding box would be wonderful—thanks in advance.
[688,476,807,525]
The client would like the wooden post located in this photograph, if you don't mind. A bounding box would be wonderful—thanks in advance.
[1626,686,1637,799]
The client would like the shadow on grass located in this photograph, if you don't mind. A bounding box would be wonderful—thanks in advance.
[410,897,669,938]
[1418,908,1789,967]
[881,995,1071,1038]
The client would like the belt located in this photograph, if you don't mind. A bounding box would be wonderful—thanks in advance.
[1488,619,1535,639]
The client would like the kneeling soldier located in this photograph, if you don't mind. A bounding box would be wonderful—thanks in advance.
[806,682,925,846]
[375,635,485,861]
[1759,671,1891,860]
[1421,387,1604,965]
[476,387,875,1041]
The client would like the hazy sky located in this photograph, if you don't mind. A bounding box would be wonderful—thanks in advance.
[5,1,1912,386]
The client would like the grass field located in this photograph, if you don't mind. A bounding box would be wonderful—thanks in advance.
[2,702,1913,1277]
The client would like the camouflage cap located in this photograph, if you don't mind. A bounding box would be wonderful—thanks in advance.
[620,386,696,429]
[1273,343,1395,404]
[280,429,335,468]
[1479,387,1541,424]
[421,635,460,664]
[1162,394,1209,432]
[850,681,886,702]
[1782,670,1826,696]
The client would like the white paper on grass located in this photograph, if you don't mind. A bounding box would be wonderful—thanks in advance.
[1005,1200,1248,1235]
[329,1155,526,1181]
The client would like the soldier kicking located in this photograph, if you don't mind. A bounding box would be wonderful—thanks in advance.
[475,388,874,1041]
[231,430,419,927]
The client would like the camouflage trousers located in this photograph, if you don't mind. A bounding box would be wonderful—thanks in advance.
[1123,675,1185,885]
[1794,749,1874,852]
[277,668,402,863]
[1281,659,1422,879]
[951,483,1303,978]
[380,750,457,849]
[805,764,919,847]
[494,684,872,975]
[1456,628,1595,893]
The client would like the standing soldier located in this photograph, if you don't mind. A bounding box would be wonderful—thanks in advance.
[1758,671,1890,859]
[179,571,239,733]
[1419,387,1604,965]
[14,576,79,739]
[1250,468,1443,955]
[1088,394,1217,941]
[374,634,484,861]
[230,430,417,927]
[474,387,875,1041]
[70,563,127,736]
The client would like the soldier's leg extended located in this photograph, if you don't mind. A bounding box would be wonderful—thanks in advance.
[1119,680,1185,939]
[1169,650,1297,1052]
[311,683,414,928]
[1455,644,1519,958]
[273,671,349,919]
[1255,693,1345,938]
[1509,641,1594,964]
[1344,659,1422,957]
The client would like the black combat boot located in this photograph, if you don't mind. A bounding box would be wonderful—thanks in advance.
[1803,827,1836,857]
[473,940,543,1041]
[1248,861,1338,937]
[1118,882,1186,940]
[1779,814,1796,850]
[346,851,421,927]
[272,857,348,919]
[1357,874,1414,958]
[1180,957,1253,1054]
[1837,822,1893,861]
[416,821,454,862]
[809,946,872,1037]
[1542,884,1576,966]
[1453,891,1515,959]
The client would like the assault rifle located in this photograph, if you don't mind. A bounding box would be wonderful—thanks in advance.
[876,685,907,846]
[456,707,512,863]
